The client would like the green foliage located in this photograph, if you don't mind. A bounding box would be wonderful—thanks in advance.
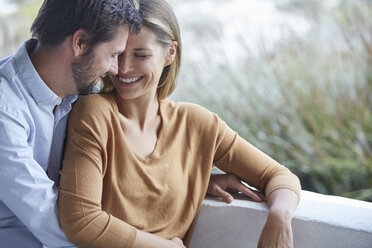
[172,0,372,201]
[16,0,42,19]
[0,0,42,57]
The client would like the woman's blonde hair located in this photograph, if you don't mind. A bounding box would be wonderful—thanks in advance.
[102,0,182,99]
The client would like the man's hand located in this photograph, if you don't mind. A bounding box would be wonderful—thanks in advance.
[207,173,266,203]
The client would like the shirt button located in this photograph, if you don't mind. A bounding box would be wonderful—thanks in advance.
[37,101,43,106]
[55,98,61,104]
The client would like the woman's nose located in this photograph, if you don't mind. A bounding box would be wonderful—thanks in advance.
[118,56,132,74]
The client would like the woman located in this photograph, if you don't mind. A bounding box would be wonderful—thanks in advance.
[58,0,301,247]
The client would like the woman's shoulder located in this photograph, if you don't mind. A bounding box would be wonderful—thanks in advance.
[74,93,114,110]
[162,98,219,124]
[70,93,116,120]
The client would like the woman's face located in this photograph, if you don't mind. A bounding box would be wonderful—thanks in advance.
[109,26,171,101]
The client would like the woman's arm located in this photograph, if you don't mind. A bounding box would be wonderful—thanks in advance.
[132,230,185,248]
[213,133,301,200]
[207,173,298,248]
[258,188,298,248]
[207,172,299,248]
[207,173,298,247]
[211,117,301,248]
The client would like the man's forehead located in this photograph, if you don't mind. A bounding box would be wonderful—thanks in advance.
[96,27,129,53]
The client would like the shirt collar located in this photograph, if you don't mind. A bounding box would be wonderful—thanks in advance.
[13,39,62,107]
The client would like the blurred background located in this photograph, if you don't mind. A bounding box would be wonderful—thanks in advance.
[0,0,371,202]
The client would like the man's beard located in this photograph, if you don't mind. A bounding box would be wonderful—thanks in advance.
[71,49,98,95]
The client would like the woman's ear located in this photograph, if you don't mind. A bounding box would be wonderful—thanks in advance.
[165,41,178,67]
[72,29,88,57]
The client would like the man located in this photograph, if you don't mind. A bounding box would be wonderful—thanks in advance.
[0,0,141,247]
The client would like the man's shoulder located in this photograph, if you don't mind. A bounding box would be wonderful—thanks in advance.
[0,55,13,68]
[0,54,17,77]
[0,53,21,91]
[0,61,29,119]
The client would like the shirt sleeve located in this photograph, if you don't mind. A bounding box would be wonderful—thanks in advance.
[213,117,301,202]
[0,109,76,247]
[58,97,137,248]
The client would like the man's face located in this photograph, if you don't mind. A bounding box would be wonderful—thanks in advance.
[71,25,129,95]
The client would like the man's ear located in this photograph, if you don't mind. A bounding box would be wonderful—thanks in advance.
[72,29,88,57]
[165,41,178,67]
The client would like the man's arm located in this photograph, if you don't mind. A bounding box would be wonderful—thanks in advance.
[0,110,75,247]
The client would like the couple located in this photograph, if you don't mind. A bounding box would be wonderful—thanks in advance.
[0,0,301,247]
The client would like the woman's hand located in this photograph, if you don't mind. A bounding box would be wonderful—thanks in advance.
[132,230,186,248]
[257,188,299,248]
[207,173,266,203]
[257,209,293,248]
[170,237,186,248]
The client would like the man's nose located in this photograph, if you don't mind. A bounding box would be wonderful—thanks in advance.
[108,58,119,75]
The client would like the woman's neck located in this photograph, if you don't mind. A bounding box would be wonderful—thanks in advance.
[115,92,160,130]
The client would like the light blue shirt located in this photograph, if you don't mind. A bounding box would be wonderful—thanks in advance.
[0,39,77,247]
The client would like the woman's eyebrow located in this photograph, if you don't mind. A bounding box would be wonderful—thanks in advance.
[133,48,152,51]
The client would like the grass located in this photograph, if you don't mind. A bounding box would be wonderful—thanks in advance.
[171,0,372,201]
[0,0,43,58]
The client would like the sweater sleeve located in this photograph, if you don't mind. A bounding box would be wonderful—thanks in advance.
[213,117,301,202]
[58,96,137,248]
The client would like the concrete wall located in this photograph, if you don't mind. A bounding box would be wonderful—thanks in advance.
[189,190,372,248]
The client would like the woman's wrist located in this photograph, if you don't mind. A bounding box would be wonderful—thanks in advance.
[267,188,298,219]
[268,206,294,223]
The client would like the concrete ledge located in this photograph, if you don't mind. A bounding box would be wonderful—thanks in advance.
[189,190,372,248]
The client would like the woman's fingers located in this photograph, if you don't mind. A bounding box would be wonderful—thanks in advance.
[224,174,265,202]
[208,173,266,203]
[236,183,266,202]
[208,181,234,203]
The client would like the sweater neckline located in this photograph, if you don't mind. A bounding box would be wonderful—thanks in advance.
[107,92,170,164]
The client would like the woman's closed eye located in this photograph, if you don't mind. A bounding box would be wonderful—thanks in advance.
[135,53,151,59]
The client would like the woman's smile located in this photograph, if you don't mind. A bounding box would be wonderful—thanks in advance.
[118,76,144,87]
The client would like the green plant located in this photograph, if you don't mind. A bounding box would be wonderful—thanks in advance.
[172,0,372,201]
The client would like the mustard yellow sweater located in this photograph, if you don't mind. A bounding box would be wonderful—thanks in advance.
[58,92,301,248]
